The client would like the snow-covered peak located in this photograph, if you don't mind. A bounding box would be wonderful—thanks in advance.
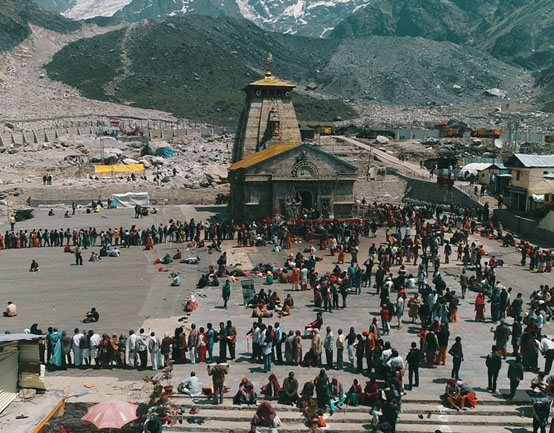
[35,0,374,37]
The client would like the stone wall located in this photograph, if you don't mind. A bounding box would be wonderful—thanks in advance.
[401,175,482,208]
[493,209,554,246]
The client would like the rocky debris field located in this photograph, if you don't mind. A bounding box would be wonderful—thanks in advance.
[0,131,232,207]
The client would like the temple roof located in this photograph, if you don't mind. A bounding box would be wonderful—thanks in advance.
[248,58,295,89]
[229,143,358,172]
[229,144,300,171]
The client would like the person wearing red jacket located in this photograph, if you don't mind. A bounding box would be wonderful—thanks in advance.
[380,304,391,335]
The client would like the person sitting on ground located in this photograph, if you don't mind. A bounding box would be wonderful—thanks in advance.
[444,378,466,411]
[99,246,108,257]
[345,379,363,406]
[252,303,273,318]
[178,371,202,396]
[108,247,120,257]
[208,274,220,286]
[83,307,99,323]
[278,372,299,406]
[197,274,209,288]
[181,256,201,265]
[261,374,281,400]
[3,301,17,317]
[48,209,54,216]
[252,402,278,428]
[330,376,346,411]
[162,253,173,265]
[233,378,258,405]
[265,271,274,285]
[89,252,100,262]
[64,211,71,218]
[30,260,40,272]
[173,249,182,260]
[64,244,72,253]
[171,275,182,287]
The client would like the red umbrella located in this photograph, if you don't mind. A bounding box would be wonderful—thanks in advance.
[81,400,138,431]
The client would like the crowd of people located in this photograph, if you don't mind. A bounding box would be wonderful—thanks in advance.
[4,200,554,433]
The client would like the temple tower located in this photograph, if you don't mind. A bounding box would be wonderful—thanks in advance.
[232,59,302,163]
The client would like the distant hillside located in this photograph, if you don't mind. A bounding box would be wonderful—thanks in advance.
[0,0,81,51]
[330,0,554,70]
[535,67,554,113]
[45,16,354,125]
[44,15,531,124]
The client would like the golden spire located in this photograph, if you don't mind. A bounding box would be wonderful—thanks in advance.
[265,53,273,78]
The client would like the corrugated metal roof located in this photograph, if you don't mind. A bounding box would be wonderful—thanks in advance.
[514,154,554,168]
[229,144,300,171]
[0,334,41,343]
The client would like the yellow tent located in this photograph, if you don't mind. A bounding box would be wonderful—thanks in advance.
[94,164,145,174]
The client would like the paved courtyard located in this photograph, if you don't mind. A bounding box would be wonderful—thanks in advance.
[0,205,553,432]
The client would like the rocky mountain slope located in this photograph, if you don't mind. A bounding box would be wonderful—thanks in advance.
[0,0,81,51]
[45,16,356,125]
[44,15,532,125]
[330,0,554,70]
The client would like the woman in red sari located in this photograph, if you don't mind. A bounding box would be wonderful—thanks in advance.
[475,292,486,322]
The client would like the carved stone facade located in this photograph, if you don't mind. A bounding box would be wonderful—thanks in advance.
[229,143,357,220]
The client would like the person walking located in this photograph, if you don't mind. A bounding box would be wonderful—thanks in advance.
[75,245,83,265]
[222,280,231,310]
[486,345,502,393]
[460,270,468,299]
[507,354,524,399]
[449,336,464,380]
[406,342,420,389]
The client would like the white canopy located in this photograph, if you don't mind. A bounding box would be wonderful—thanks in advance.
[110,192,149,208]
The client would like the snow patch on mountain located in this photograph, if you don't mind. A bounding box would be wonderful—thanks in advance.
[62,0,133,19]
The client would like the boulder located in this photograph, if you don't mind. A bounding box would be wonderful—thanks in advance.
[376,135,389,145]
[123,158,139,165]
[205,164,228,183]
[151,156,166,166]
[484,88,506,98]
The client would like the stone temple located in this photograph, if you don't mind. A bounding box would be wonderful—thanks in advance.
[229,60,357,220]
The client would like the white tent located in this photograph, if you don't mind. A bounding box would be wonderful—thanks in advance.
[110,192,149,208]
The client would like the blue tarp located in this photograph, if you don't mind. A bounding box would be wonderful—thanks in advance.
[154,147,174,158]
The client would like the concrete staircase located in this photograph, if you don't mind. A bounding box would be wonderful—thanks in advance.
[164,393,533,433]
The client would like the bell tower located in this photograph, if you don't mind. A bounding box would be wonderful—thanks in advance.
[232,57,302,162]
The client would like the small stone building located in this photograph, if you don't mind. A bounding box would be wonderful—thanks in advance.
[229,143,357,219]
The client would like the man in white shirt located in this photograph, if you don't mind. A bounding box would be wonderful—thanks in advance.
[128,330,137,368]
[178,371,202,396]
[540,336,554,374]
[148,332,161,371]
[90,332,102,366]
[72,328,84,367]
